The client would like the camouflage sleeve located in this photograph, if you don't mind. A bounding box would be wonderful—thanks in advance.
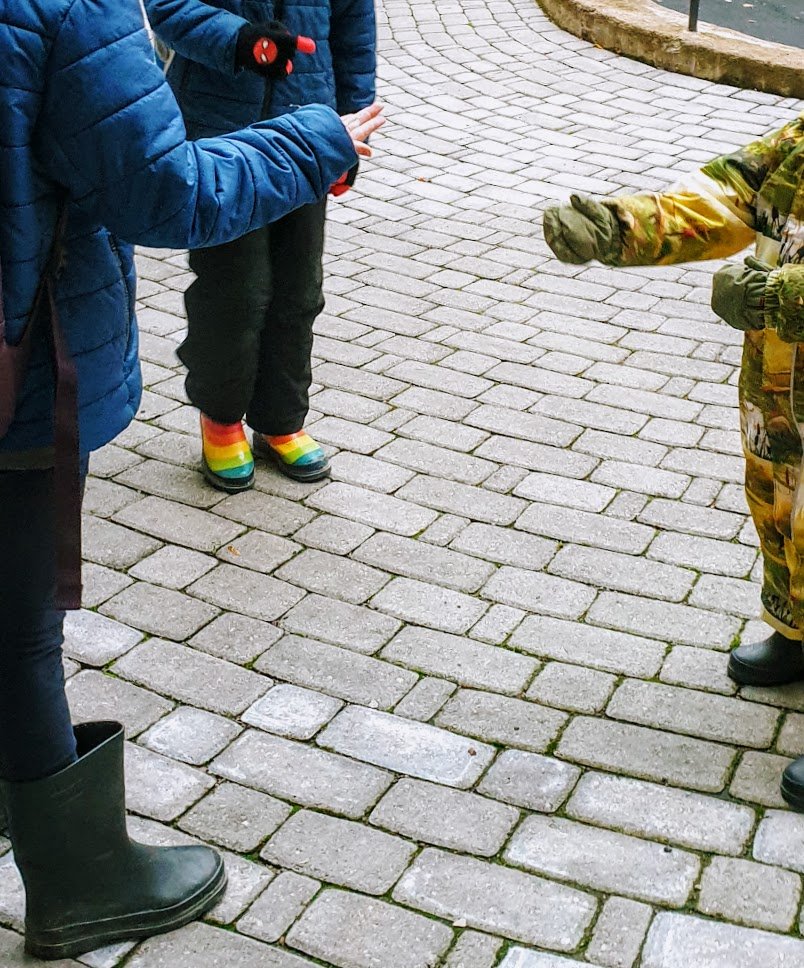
[766,264,804,343]
[601,114,804,268]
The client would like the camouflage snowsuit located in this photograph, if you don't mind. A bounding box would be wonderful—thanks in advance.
[600,115,804,637]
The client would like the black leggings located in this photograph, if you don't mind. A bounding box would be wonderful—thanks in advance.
[0,461,87,781]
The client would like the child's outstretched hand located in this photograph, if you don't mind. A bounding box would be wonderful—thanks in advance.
[711,256,771,332]
[340,102,385,159]
[236,21,316,78]
[543,194,621,265]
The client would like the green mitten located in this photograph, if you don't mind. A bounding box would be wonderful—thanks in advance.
[543,194,622,265]
[711,256,771,332]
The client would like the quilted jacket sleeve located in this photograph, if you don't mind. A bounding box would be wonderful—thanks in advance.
[38,0,356,248]
[330,0,377,114]
[596,116,804,268]
[144,0,246,74]
[766,264,804,343]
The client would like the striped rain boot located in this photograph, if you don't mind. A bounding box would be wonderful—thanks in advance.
[253,429,330,482]
[200,414,255,493]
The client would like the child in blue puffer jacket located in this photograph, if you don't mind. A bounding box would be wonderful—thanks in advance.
[146,0,377,489]
[0,0,381,959]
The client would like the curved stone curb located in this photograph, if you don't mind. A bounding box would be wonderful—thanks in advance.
[535,0,804,99]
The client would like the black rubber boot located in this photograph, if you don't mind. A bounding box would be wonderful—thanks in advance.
[727,631,804,686]
[3,721,226,961]
[782,757,804,811]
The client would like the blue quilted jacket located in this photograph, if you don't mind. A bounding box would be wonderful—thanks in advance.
[0,0,356,457]
[146,0,376,138]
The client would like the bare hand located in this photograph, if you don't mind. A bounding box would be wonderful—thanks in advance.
[341,102,385,158]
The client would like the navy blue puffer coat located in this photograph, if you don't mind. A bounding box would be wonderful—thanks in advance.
[0,0,356,457]
[146,0,376,138]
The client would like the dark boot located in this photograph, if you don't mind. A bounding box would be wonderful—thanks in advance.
[727,631,804,686]
[781,757,804,810]
[3,721,226,961]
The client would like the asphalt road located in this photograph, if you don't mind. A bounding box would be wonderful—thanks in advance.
[655,0,803,46]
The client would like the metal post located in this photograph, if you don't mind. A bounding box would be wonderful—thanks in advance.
[689,0,700,31]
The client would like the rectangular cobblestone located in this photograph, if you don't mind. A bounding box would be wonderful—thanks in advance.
[465,404,580,448]
[66,670,172,739]
[436,689,566,752]
[63,609,143,667]
[213,491,316,537]
[548,545,694,602]
[318,706,495,789]
[450,523,557,571]
[370,778,519,857]
[477,750,580,813]
[516,504,654,554]
[217,531,299,575]
[287,889,453,968]
[567,772,754,854]
[308,481,438,535]
[558,717,735,792]
[476,434,597,478]
[353,532,495,593]
[586,897,653,968]
[242,684,343,740]
[256,635,417,709]
[114,496,244,552]
[140,707,242,766]
[280,593,400,653]
[398,475,527,525]
[237,871,319,945]
[211,729,391,818]
[505,815,699,906]
[642,912,804,968]
[371,577,488,633]
[526,662,616,713]
[188,564,304,623]
[698,857,801,932]
[483,566,596,619]
[444,932,503,968]
[124,743,213,822]
[607,679,779,749]
[393,849,596,951]
[513,472,615,511]
[382,626,537,695]
[82,515,162,569]
[275,549,388,604]
[262,810,416,894]
[375,438,496,484]
[188,613,282,665]
[638,498,744,539]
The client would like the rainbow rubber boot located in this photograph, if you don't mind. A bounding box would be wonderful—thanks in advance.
[199,414,255,492]
[252,429,330,482]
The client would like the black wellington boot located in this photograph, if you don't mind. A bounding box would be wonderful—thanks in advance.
[727,631,804,687]
[3,721,226,961]
[781,757,804,811]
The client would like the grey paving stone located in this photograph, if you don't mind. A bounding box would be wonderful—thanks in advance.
[376,438,496,484]
[114,638,270,716]
[276,549,389,604]
[287,889,453,968]
[262,809,416,894]
[257,635,417,708]
[505,815,699,906]
[754,811,804,873]
[353,533,495,593]
[510,615,665,678]
[140,706,242,765]
[465,404,580,448]
[100,581,219,641]
[382,627,536,695]
[526,662,616,713]
[66,670,173,738]
[115,459,222,509]
[238,871,320,944]
[280,594,401,653]
[307,482,438,535]
[188,564,304,623]
[212,490,316,537]
[478,749,580,813]
[188,612,282,665]
[397,476,527,525]
[567,772,754,855]
[318,706,495,789]
[729,751,793,808]
[587,592,741,649]
[607,679,779,749]
[515,504,654,555]
[641,912,804,968]
[125,921,320,968]
[394,849,596,951]
[648,531,757,578]
[211,729,391,819]
[130,545,217,590]
[548,545,695,602]
[370,778,519,857]
[393,676,456,721]
[638,498,743,540]
[777,712,804,755]
[698,857,801,932]
[660,646,736,695]
[124,742,213,821]
[179,783,291,852]
[450,523,557,570]
[329,452,415,492]
[243,684,343,739]
[513,471,614,512]
[81,562,133,608]
[114,496,244,552]
[482,565,597,620]
[63,609,143,667]
[0,923,83,967]
[436,689,565,752]
[294,513,375,554]
[586,897,653,968]
[82,514,163,570]
[476,434,596,478]
[207,850,276,926]
[444,932,503,968]
[498,952,606,968]
[371,577,488,633]
[217,531,300,574]
[558,718,735,793]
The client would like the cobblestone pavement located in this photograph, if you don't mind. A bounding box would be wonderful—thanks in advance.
[3,2,804,967]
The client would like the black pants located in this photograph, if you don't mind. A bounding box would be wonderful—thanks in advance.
[180,200,327,436]
[0,460,88,782]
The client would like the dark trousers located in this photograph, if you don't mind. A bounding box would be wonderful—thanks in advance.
[180,200,327,436]
[0,461,87,782]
